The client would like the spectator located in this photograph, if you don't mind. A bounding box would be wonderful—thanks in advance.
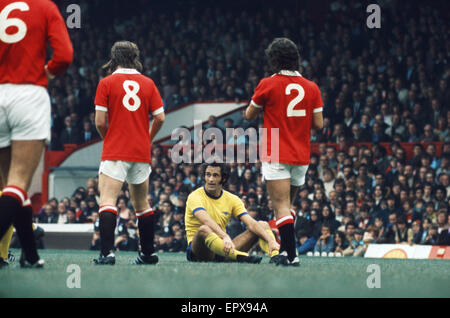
[158,200,175,234]
[169,230,187,252]
[313,224,334,254]
[344,221,356,243]
[296,230,315,255]
[436,210,449,234]
[332,231,349,255]
[56,202,68,224]
[422,125,438,142]
[434,117,449,142]
[156,232,174,252]
[371,122,390,143]
[79,120,99,143]
[343,228,365,257]
[59,115,81,145]
[411,220,424,245]
[378,213,396,244]
[434,186,448,210]
[363,225,379,244]
[321,204,340,233]
[423,224,439,245]
[295,210,322,254]
[438,215,450,245]
[394,216,414,244]
[38,204,58,224]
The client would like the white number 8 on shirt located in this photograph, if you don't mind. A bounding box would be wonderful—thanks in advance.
[122,80,141,111]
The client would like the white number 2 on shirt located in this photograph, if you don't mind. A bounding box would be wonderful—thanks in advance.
[122,80,141,111]
[285,83,306,117]
[0,2,29,44]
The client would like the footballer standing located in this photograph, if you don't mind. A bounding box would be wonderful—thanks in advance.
[93,41,165,265]
[0,0,73,267]
[245,38,324,266]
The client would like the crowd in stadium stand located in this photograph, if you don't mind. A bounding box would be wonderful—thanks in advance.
[33,0,450,254]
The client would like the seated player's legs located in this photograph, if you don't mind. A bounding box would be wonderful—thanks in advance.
[233,229,259,253]
[0,84,50,266]
[189,224,261,263]
[127,163,158,264]
[233,221,278,257]
[0,226,13,255]
[189,225,217,262]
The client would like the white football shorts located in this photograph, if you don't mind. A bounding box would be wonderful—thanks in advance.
[99,160,151,184]
[261,162,309,186]
[0,84,51,148]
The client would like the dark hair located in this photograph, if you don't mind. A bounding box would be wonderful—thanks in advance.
[265,38,300,73]
[397,216,406,225]
[202,162,230,185]
[345,221,357,229]
[247,205,260,214]
[359,204,370,213]
[102,41,143,74]
[335,231,347,243]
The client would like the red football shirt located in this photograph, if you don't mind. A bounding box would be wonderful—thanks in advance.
[0,0,73,87]
[94,68,164,163]
[251,70,323,165]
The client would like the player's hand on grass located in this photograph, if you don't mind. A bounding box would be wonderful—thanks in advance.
[223,235,235,255]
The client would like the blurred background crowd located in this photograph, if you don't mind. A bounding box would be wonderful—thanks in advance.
[33,0,450,256]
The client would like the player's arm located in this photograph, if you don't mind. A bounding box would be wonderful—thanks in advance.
[246,79,267,120]
[194,209,230,240]
[194,209,235,253]
[312,111,323,130]
[240,214,279,254]
[45,1,74,78]
[95,109,108,139]
[245,101,262,120]
[148,83,166,141]
[312,84,324,130]
[149,110,165,142]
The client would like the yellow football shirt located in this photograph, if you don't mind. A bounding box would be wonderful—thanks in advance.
[185,187,248,244]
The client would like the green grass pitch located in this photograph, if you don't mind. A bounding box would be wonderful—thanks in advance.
[1,249,449,298]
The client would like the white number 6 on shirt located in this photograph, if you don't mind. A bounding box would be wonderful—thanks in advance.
[122,80,141,111]
[286,83,306,117]
[0,2,29,44]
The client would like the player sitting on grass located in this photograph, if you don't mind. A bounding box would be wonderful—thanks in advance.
[185,162,280,263]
